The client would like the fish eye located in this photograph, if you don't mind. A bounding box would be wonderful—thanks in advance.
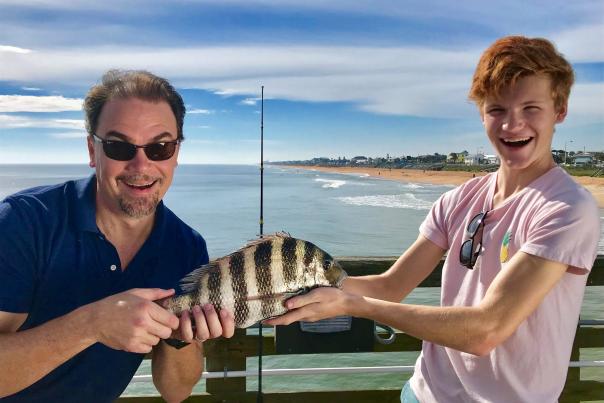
[324,259,332,269]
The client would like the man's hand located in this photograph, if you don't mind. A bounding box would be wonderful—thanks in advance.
[174,304,235,343]
[263,287,354,326]
[87,288,179,353]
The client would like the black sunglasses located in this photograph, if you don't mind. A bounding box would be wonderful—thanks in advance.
[459,211,489,270]
[91,133,180,161]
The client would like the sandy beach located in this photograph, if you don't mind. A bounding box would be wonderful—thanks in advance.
[284,165,604,208]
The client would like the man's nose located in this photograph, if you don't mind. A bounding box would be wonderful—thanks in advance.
[127,147,151,168]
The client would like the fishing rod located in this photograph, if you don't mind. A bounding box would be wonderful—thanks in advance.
[260,85,264,239]
[257,85,264,403]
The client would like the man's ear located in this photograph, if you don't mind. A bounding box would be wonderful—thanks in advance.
[87,135,96,168]
[555,104,568,124]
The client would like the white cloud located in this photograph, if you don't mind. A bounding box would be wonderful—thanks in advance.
[0,114,85,129]
[49,131,87,139]
[553,24,604,62]
[21,87,41,91]
[0,45,32,54]
[565,82,604,126]
[0,45,479,118]
[0,95,83,112]
[240,98,258,106]
[188,108,213,114]
[0,19,601,121]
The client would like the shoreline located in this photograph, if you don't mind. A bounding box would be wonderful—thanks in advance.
[282,164,604,208]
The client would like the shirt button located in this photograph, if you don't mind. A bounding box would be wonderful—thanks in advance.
[110,264,117,271]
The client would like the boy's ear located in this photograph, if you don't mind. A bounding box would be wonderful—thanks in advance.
[555,104,568,123]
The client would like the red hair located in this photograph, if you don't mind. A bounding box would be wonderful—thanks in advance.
[469,36,574,110]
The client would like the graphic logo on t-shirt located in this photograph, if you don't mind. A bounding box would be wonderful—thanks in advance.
[500,231,511,263]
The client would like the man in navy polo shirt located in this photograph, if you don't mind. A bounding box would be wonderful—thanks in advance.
[0,70,235,402]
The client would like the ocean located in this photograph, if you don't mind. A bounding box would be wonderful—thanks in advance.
[0,164,602,395]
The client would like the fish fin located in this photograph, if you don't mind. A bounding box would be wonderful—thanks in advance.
[240,232,293,249]
[179,261,219,294]
[283,287,311,299]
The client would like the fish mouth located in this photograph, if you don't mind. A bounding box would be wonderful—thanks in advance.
[500,137,533,148]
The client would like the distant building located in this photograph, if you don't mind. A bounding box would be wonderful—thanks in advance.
[447,153,459,163]
[465,153,485,166]
[574,153,593,166]
[311,157,331,164]
[351,156,369,164]
[484,154,500,165]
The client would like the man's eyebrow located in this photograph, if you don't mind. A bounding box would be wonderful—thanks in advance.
[104,131,175,142]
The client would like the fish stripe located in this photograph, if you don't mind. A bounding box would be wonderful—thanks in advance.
[303,241,316,268]
[229,251,249,327]
[281,237,298,284]
[207,264,222,310]
[254,240,273,319]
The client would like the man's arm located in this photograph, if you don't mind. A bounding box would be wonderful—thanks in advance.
[0,288,178,398]
[152,304,235,403]
[267,247,568,356]
[0,309,96,398]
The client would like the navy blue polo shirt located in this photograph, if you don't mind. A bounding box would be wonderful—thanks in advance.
[0,175,209,402]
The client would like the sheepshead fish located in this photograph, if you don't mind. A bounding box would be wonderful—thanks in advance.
[163,233,347,328]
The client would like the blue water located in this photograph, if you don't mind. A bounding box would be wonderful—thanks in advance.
[0,164,450,258]
[0,164,602,395]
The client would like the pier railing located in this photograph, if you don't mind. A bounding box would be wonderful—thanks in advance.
[118,256,604,403]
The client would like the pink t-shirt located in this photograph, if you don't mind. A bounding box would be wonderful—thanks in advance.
[409,166,600,403]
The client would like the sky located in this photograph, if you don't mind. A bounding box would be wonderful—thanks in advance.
[0,0,603,164]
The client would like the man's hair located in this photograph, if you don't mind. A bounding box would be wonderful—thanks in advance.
[84,69,186,140]
[468,36,574,110]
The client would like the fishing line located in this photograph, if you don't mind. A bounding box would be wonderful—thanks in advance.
[257,85,264,403]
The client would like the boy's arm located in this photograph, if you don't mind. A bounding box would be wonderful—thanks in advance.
[268,251,567,356]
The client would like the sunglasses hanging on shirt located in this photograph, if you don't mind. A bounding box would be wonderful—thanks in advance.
[459,210,489,270]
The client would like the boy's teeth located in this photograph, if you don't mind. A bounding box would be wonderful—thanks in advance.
[503,138,530,143]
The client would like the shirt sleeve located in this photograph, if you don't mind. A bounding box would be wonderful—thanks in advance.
[521,193,600,273]
[195,235,209,267]
[419,189,455,251]
[0,199,38,313]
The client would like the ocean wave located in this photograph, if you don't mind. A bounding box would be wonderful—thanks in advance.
[336,193,433,210]
[315,178,346,189]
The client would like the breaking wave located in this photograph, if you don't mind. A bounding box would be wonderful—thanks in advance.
[315,178,346,189]
[336,193,433,210]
